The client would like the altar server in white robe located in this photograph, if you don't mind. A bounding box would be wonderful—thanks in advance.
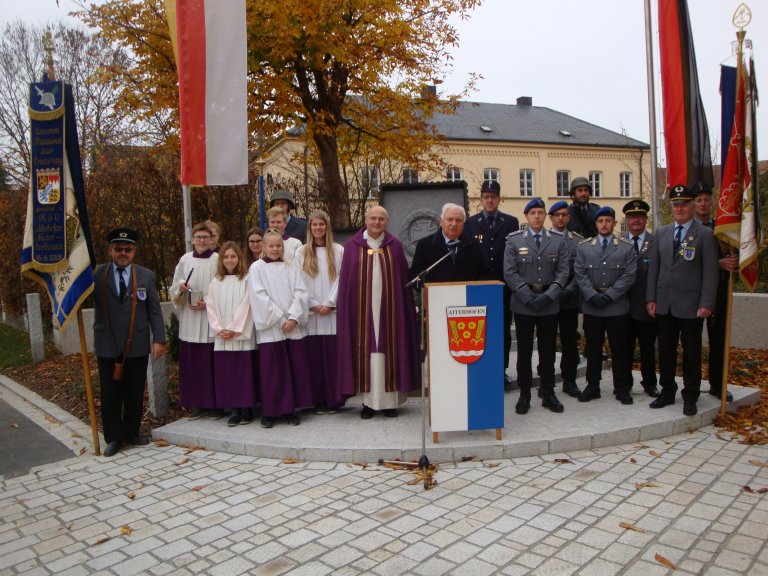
[248,229,311,428]
[170,222,219,419]
[295,210,344,413]
[206,241,257,427]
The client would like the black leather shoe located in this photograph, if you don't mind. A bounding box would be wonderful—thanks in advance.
[504,375,517,392]
[709,389,733,402]
[616,393,634,405]
[563,381,581,398]
[516,394,531,415]
[227,411,241,427]
[260,417,274,428]
[104,441,122,457]
[360,405,375,419]
[240,409,253,425]
[542,393,564,413]
[578,384,601,402]
[683,401,697,416]
[383,409,398,418]
[643,385,660,398]
[649,394,675,409]
[124,435,149,446]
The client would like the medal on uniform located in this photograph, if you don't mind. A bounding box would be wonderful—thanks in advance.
[137,287,147,301]
[518,247,529,255]
[683,246,696,261]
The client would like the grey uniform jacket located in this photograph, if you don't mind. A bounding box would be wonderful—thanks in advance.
[503,229,568,316]
[575,236,637,317]
[646,219,719,319]
[551,229,582,309]
[627,232,654,321]
[93,263,167,359]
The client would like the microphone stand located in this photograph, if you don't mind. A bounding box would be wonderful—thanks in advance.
[406,248,454,489]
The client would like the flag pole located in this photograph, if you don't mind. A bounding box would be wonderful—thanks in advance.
[43,32,101,454]
[644,0,660,231]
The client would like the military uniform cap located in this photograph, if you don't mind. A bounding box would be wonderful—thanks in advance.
[107,227,139,244]
[594,206,615,220]
[691,182,713,197]
[668,184,694,202]
[548,200,569,215]
[523,197,546,214]
[481,180,501,194]
[622,199,650,215]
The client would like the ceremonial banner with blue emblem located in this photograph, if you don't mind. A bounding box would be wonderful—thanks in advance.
[21,81,95,331]
[426,282,504,434]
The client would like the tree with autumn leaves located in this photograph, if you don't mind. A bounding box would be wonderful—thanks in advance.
[79,0,481,228]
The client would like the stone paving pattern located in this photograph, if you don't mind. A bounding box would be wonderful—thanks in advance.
[2,425,768,575]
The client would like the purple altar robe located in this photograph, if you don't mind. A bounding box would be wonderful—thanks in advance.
[336,229,421,400]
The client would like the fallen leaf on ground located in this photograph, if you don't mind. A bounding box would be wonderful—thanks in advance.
[619,522,646,533]
[484,462,500,468]
[461,456,479,462]
[629,458,637,464]
[654,553,677,569]
[649,450,660,457]
[348,461,368,468]
[281,457,301,464]
[120,526,132,536]
[153,439,170,447]
[759,488,768,494]
[553,459,573,465]
[635,481,661,490]
[44,415,59,424]
[79,447,86,456]
[182,445,205,454]
[743,485,755,493]
[71,432,82,439]
[748,459,768,468]
[93,536,112,545]
[10,422,19,428]
[190,485,206,491]
[175,458,189,466]
[126,492,136,500]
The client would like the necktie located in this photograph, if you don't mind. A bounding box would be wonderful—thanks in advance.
[534,233,541,249]
[487,215,495,231]
[632,236,640,254]
[447,240,459,261]
[117,267,127,301]
[674,225,683,254]
[601,238,608,253]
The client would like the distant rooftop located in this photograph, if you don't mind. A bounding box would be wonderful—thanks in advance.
[430,97,649,149]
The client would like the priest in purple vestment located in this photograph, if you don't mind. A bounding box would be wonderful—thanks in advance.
[336,205,421,419]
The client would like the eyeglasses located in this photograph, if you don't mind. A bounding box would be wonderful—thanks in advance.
[248,239,263,244]
[193,235,211,240]
[112,245,134,253]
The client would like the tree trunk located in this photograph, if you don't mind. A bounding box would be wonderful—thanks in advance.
[313,132,351,229]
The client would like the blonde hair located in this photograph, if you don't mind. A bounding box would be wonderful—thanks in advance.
[302,210,338,280]
[215,241,247,280]
[262,229,284,261]
[266,206,287,222]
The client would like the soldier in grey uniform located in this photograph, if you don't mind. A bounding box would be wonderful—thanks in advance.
[622,199,660,397]
[574,206,637,404]
[647,184,720,416]
[548,200,582,398]
[93,228,167,457]
[504,198,569,415]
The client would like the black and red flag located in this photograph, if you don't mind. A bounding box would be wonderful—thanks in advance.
[658,0,713,189]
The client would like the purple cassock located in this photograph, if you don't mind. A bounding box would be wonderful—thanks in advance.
[336,229,421,400]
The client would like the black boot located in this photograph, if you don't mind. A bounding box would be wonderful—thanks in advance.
[541,389,565,413]
[516,387,531,415]
[578,383,601,402]
[563,381,581,398]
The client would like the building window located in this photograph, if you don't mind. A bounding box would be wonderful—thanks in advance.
[520,169,534,197]
[446,166,462,182]
[556,171,570,197]
[402,168,419,184]
[364,166,380,198]
[483,168,500,187]
[620,172,632,197]
[589,171,602,198]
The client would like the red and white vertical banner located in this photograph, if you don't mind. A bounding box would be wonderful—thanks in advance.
[169,0,248,186]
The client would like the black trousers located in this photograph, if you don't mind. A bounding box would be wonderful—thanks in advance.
[627,318,657,388]
[515,312,557,393]
[706,317,726,391]
[97,355,149,444]
[656,314,704,401]
[503,285,513,370]
[583,314,632,394]
[556,307,580,383]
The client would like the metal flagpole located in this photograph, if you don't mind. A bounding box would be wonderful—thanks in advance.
[644,0,660,231]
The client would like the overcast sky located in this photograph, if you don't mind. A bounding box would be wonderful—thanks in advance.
[4,0,767,165]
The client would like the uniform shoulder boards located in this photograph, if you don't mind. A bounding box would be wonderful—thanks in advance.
[571,231,583,240]
[579,237,592,245]
[550,229,564,236]
[619,237,633,245]
[508,230,523,237]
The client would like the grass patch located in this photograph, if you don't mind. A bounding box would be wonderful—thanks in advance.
[0,323,34,369]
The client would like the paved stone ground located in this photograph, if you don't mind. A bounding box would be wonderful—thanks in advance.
[2,425,768,575]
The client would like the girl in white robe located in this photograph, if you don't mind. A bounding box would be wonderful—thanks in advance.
[294,210,344,413]
[206,242,257,426]
[248,229,311,428]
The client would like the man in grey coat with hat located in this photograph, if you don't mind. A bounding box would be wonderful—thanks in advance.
[504,198,569,415]
[575,206,637,405]
[93,228,166,457]
[567,176,600,239]
[646,184,720,416]
[270,188,308,241]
